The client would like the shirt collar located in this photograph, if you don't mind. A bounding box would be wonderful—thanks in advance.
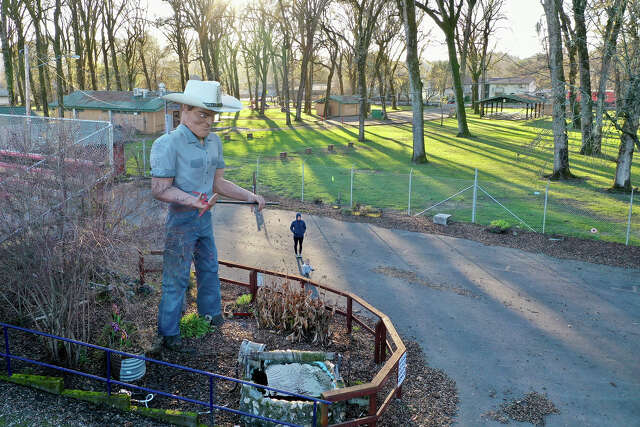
[177,124,201,145]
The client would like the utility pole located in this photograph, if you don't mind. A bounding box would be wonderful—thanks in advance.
[25,45,30,117]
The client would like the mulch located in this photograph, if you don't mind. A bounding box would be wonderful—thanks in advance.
[0,279,457,427]
[269,195,640,270]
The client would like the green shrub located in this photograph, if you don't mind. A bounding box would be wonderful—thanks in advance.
[235,294,252,306]
[487,219,512,233]
[179,313,214,338]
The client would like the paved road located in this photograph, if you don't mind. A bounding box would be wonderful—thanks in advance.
[206,205,640,427]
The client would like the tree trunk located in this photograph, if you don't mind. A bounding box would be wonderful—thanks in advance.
[594,0,626,153]
[304,56,312,115]
[573,0,594,154]
[108,30,122,90]
[543,0,572,180]
[445,29,471,137]
[400,0,426,163]
[70,0,85,90]
[357,52,367,142]
[323,59,335,119]
[0,0,14,105]
[101,25,110,90]
[295,38,313,121]
[337,54,344,95]
[612,73,639,191]
[53,0,64,117]
[34,26,49,116]
[140,42,152,90]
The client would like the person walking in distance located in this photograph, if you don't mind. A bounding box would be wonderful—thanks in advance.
[290,212,306,258]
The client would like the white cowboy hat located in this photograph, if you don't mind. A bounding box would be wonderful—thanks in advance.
[162,80,244,112]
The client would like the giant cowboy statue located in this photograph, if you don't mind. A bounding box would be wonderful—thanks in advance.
[149,80,265,354]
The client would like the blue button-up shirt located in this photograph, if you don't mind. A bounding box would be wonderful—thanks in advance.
[150,124,225,199]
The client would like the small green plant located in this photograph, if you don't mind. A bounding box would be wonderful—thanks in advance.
[180,313,214,338]
[352,325,361,333]
[235,294,252,306]
[487,219,512,234]
[99,304,136,351]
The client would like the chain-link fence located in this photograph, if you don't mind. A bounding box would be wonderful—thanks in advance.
[0,114,113,243]
[125,143,638,246]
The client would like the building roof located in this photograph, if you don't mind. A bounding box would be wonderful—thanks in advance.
[487,77,534,85]
[315,95,361,104]
[479,94,546,104]
[0,106,33,115]
[49,90,167,112]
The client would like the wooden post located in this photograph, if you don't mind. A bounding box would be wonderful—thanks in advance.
[347,297,353,333]
[249,270,258,301]
[320,402,329,426]
[368,392,378,426]
[501,100,504,112]
[138,250,145,287]
[374,320,386,364]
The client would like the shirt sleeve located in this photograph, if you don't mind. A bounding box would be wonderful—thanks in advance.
[150,134,176,178]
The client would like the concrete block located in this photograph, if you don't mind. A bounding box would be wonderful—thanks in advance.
[0,373,63,395]
[130,406,198,427]
[433,213,452,226]
[62,389,131,411]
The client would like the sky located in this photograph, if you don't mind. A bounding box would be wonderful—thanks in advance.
[147,0,547,62]
[418,1,546,61]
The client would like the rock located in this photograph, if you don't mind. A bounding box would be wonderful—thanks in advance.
[433,213,452,226]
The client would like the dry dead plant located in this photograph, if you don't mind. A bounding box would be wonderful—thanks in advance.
[0,117,161,366]
[255,281,334,346]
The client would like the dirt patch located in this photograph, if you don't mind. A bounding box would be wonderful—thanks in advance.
[482,391,560,426]
[373,266,481,298]
[267,194,640,269]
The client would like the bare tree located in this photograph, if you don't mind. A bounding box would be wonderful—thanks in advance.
[24,0,50,116]
[103,0,126,90]
[542,0,573,179]
[1,0,15,105]
[417,0,474,137]
[592,0,627,153]
[292,0,329,121]
[572,0,594,154]
[399,0,427,163]
[339,0,386,142]
[277,0,294,125]
[557,3,580,129]
[609,1,638,191]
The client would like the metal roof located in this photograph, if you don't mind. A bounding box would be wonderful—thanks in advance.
[0,106,33,115]
[315,95,361,104]
[49,90,166,112]
[478,94,545,104]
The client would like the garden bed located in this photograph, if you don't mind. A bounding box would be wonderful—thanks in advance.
[0,279,458,426]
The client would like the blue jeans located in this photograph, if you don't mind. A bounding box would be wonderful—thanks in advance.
[158,209,221,337]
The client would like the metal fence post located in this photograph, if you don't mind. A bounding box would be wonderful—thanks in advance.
[108,124,114,170]
[626,188,634,246]
[543,181,549,234]
[408,168,413,216]
[350,166,354,208]
[142,140,146,176]
[472,168,478,223]
[106,351,111,396]
[3,326,11,376]
[256,156,260,192]
[301,160,305,202]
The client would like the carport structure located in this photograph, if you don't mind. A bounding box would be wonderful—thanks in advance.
[479,94,546,120]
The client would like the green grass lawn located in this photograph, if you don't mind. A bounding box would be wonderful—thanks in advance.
[125,108,639,245]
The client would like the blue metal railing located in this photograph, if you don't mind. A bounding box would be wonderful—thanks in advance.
[1,322,331,427]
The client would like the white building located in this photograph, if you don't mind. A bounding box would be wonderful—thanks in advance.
[441,77,537,100]
[0,88,9,106]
